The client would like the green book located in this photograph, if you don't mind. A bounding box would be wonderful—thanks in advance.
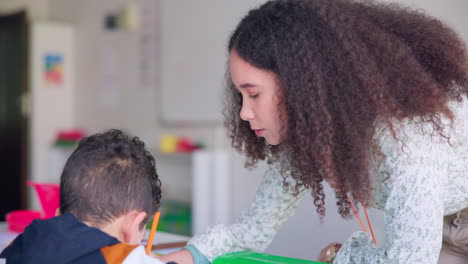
[213,251,326,264]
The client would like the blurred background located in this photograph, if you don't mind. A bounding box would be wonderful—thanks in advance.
[0,0,467,260]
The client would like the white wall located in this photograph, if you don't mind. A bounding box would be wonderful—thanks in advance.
[49,0,162,145]
[0,0,48,20]
[47,0,234,150]
[159,0,262,123]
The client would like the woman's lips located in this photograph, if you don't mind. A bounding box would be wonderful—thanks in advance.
[254,129,264,136]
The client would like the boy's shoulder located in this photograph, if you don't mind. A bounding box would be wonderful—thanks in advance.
[0,214,120,264]
[101,243,165,264]
[0,213,165,264]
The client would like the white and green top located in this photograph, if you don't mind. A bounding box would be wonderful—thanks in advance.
[188,99,467,264]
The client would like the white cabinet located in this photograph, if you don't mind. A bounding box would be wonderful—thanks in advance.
[29,22,75,210]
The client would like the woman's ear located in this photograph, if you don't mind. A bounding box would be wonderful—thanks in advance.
[122,211,147,244]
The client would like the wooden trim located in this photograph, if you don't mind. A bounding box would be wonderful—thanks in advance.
[151,241,187,250]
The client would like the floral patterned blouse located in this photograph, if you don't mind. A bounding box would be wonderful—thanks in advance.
[188,100,467,264]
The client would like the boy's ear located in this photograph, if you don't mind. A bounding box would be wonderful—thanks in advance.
[55,208,61,216]
[122,211,147,244]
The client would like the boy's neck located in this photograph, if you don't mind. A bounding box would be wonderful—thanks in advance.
[85,218,126,243]
[82,210,146,245]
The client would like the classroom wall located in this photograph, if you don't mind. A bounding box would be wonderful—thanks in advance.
[47,0,229,150]
[0,0,48,20]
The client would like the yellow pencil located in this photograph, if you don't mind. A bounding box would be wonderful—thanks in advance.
[145,211,160,255]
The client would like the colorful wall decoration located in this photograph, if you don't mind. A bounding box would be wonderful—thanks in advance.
[44,53,64,85]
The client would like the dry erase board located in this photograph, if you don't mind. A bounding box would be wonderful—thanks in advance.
[159,0,264,123]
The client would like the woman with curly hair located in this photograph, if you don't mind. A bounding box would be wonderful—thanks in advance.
[161,0,468,263]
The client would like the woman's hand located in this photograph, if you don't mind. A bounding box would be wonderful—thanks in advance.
[317,243,341,263]
[159,249,194,264]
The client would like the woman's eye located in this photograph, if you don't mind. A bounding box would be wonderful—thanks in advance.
[249,94,259,99]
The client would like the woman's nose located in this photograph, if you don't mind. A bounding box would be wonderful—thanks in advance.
[240,102,255,121]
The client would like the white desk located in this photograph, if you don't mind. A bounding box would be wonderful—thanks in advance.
[143,230,189,255]
[0,222,189,254]
[0,223,18,251]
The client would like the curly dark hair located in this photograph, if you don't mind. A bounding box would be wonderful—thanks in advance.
[225,0,468,217]
[60,129,162,229]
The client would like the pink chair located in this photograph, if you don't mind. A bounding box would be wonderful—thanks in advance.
[26,181,60,219]
[5,181,59,233]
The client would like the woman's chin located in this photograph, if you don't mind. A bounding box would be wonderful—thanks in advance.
[265,137,283,146]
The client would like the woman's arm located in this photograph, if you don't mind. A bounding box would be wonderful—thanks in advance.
[159,249,194,264]
[162,165,307,264]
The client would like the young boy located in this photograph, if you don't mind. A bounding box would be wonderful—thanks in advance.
[1,129,167,264]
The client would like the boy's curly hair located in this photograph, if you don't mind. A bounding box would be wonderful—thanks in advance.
[225,0,467,217]
[60,129,162,228]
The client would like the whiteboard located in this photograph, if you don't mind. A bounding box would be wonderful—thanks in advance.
[159,0,264,123]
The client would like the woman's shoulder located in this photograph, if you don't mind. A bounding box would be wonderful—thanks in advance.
[374,97,467,161]
[261,162,309,195]
[370,98,467,208]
